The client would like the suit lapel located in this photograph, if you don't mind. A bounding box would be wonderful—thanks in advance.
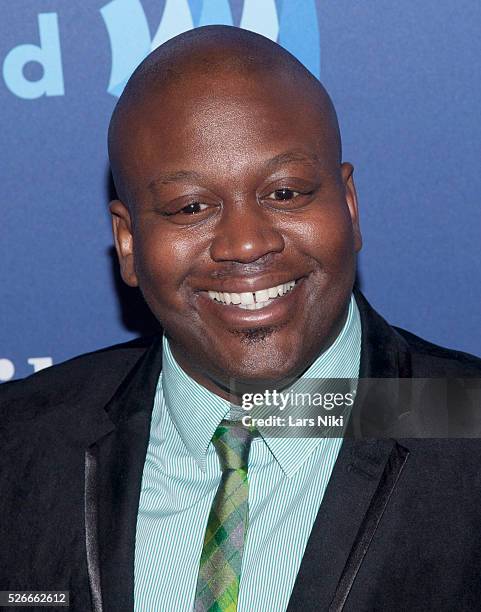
[288,291,412,611]
[84,336,163,612]
[287,438,408,611]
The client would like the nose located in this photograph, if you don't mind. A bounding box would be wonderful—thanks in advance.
[209,200,285,264]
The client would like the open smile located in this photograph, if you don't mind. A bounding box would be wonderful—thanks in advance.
[196,276,307,327]
[207,279,296,310]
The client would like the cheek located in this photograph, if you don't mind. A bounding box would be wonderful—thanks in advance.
[289,203,356,268]
[132,227,194,307]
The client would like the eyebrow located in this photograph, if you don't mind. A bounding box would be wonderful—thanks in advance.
[263,150,322,172]
[148,150,322,194]
[148,170,203,193]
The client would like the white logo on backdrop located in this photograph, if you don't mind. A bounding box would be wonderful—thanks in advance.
[2,0,319,98]
[0,357,53,382]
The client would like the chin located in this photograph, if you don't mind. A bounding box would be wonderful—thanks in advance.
[219,346,306,390]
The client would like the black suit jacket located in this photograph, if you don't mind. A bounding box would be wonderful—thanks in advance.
[1,292,481,612]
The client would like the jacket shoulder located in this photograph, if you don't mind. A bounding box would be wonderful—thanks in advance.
[394,325,481,376]
[0,336,156,413]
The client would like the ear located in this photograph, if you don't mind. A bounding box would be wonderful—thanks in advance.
[110,199,139,287]
[341,162,362,253]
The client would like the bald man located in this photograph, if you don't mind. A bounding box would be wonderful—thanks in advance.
[2,26,481,612]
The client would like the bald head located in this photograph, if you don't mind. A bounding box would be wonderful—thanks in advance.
[108,26,341,204]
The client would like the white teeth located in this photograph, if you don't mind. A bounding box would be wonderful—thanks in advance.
[207,280,298,307]
[240,292,255,305]
[255,289,269,302]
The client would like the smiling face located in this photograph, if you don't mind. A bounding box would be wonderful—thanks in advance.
[110,52,361,398]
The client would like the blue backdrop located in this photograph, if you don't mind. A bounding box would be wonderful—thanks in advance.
[1,0,480,381]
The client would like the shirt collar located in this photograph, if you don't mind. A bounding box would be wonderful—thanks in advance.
[161,294,361,476]
[161,336,230,471]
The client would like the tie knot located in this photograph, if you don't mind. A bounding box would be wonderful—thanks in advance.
[212,419,257,472]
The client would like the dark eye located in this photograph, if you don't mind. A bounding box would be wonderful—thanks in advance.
[266,188,301,201]
[180,202,208,214]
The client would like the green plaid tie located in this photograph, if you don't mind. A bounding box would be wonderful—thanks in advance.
[194,420,257,612]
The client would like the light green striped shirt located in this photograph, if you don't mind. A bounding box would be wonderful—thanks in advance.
[134,294,361,611]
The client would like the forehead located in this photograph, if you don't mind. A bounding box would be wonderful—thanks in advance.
[113,69,339,193]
